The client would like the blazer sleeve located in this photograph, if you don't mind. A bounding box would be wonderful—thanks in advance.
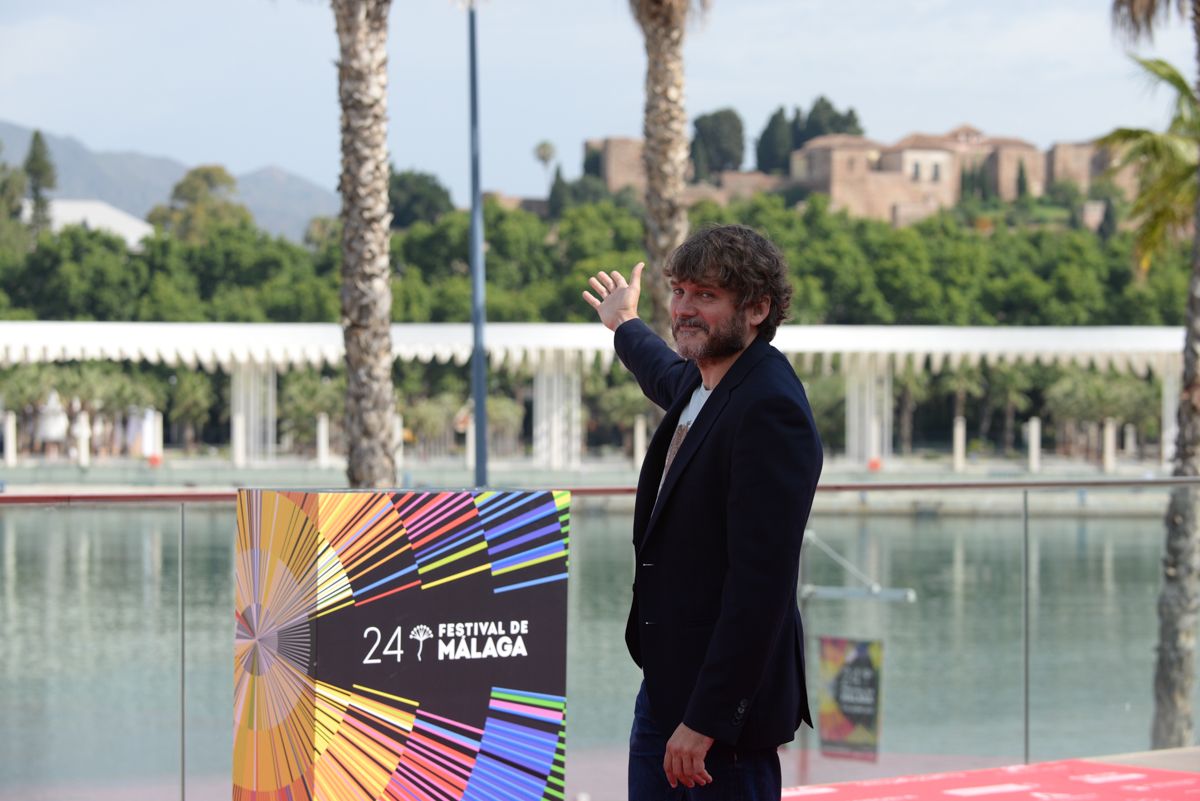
[613,318,694,411]
[681,391,822,744]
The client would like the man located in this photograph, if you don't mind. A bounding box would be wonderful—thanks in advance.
[582,224,822,800]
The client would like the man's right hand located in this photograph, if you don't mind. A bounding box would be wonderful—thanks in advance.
[582,262,643,332]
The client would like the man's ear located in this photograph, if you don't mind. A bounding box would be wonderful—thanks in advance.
[747,297,770,328]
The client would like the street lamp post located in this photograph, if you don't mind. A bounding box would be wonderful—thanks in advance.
[467,1,488,487]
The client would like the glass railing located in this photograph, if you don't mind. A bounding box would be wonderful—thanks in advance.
[0,480,1196,801]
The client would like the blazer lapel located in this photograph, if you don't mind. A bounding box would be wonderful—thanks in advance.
[638,336,774,553]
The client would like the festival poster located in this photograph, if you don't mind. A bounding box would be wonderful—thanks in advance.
[817,636,883,761]
[233,489,571,801]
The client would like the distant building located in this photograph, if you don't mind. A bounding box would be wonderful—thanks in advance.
[20,198,154,250]
[583,125,1136,227]
[1046,141,1137,199]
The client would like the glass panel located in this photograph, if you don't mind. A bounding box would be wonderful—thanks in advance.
[1026,485,1200,761]
[0,504,184,800]
[564,495,643,798]
[182,502,237,799]
[785,489,1028,785]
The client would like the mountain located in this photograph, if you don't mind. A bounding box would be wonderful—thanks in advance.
[0,119,338,242]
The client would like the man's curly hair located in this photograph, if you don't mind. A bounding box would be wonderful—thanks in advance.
[663,224,792,342]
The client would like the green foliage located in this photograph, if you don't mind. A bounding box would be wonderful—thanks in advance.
[388,168,453,229]
[1097,56,1198,273]
[169,370,215,449]
[280,369,345,451]
[0,143,27,221]
[1016,161,1030,198]
[9,225,141,320]
[756,107,792,175]
[23,131,56,236]
[147,165,255,245]
[547,170,636,220]
[793,96,863,150]
[1043,367,1158,431]
[691,108,745,182]
[582,143,602,178]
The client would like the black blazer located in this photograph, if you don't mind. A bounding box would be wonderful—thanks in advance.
[614,318,823,750]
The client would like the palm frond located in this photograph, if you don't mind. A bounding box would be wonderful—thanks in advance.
[1111,0,1189,43]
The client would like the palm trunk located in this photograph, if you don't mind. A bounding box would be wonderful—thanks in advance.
[1003,401,1016,455]
[635,4,691,340]
[978,403,994,445]
[1152,1,1200,746]
[899,387,915,455]
[334,0,396,488]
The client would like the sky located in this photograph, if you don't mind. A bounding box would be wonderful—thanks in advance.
[0,0,1194,207]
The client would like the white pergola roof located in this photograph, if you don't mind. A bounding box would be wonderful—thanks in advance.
[0,321,1185,376]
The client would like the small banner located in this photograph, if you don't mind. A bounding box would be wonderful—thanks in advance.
[233,489,570,801]
[817,636,883,761]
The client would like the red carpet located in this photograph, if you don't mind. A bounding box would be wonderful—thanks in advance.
[783,758,1200,800]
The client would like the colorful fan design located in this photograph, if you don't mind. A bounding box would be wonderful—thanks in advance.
[234,489,570,801]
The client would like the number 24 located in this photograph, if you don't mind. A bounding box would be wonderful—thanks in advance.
[363,626,404,664]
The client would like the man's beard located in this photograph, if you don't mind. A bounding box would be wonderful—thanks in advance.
[672,310,749,362]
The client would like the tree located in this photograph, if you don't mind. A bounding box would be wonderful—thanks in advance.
[23,131,56,237]
[629,0,709,338]
[940,365,985,421]
[756,107,792,175]
[147,165,255,245]
[795,95,863,150]
[789,106,806,152]
[332,0,396,488]
[548,166,570,219]
[894,362,930,455]
[690,108,744,182]
[280,369,345,453]
[388,168,453,229]
[534,140,556,191]
[169,370,215,453]
[0,144,30,280]
[1098,57,1197,274]
[1110,0,1200,750]
[0,144,26,221]
[987,365,1032,454]
[1016,161,1030,199]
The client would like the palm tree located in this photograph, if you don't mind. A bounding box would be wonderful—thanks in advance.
[629,0,710,338]
[332,0,396,487]
[939,364,985,421]
[987,365,1032,456]
[1111,0,1200,750]
[894,362,931,455]
[170,371,215,454]
[534,140,556,192]
[1097,56,1198,273]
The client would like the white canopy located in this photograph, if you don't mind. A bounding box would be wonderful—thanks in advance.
[0,321,1183,376]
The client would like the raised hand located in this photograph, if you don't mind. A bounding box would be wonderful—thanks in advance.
[582,262,644,332]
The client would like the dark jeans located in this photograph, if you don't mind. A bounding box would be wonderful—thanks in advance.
[628,681,782,801]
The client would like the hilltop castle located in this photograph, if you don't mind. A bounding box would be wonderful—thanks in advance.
[585,125,1135,226]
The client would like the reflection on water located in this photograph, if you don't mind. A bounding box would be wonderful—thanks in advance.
[0,495,1196,799]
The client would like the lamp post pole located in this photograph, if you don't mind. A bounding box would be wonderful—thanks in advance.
[467,1,488,487]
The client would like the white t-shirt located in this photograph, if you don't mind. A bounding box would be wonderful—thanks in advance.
[659,383,712,491]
